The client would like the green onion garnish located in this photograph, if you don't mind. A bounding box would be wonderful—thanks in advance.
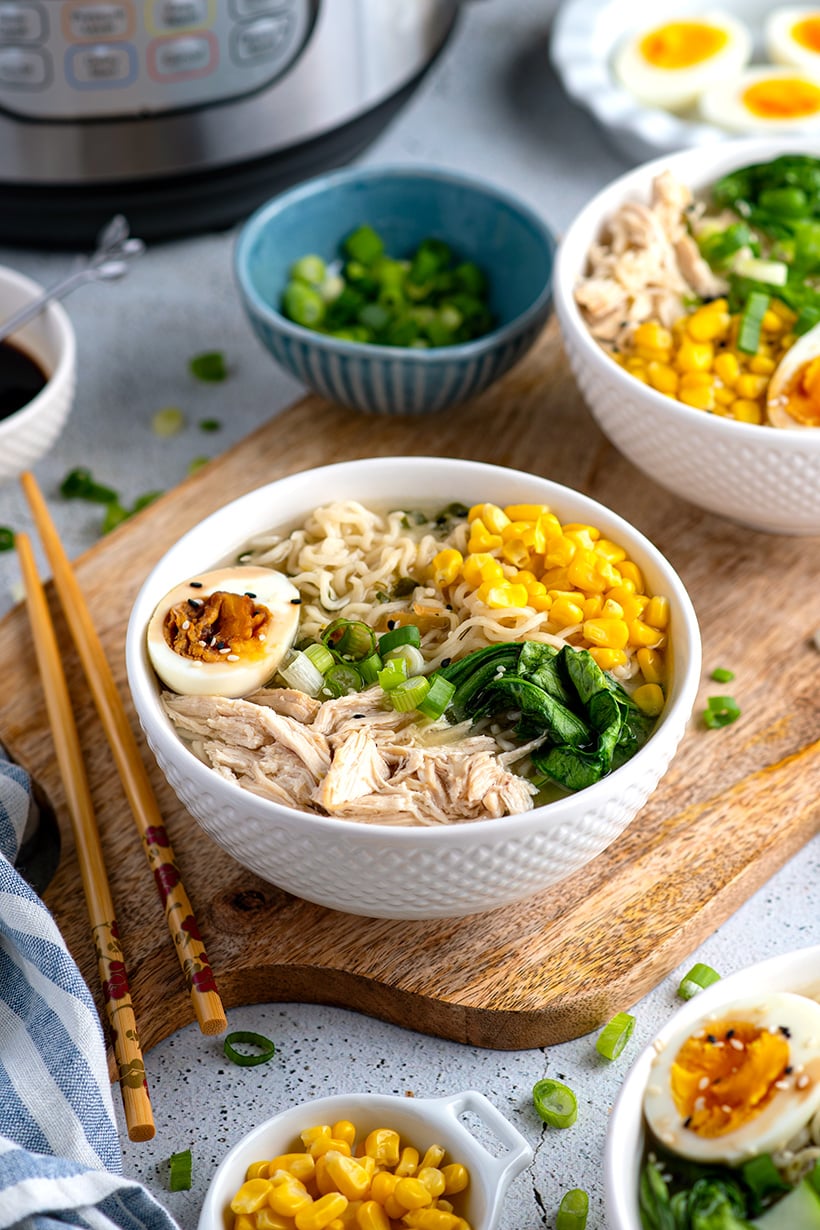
[322,618,377,661]
[303,642,334,675]
[188,456,209,475]
[378,624,422,655]
[358,652,383,685]
[322,663,362,698]
[189,350,227,382]
[223,1030,276,1067]
[60,466,118,505]
[532,1078,578,1128]
[703,695,741,728]
[595,1011,635,1061]
[377,657,408,691]
[710,667,735,683]
[199,417,222,433]
[737,290,769,355]
[678,962,720,1000]
[168,1148,193,1191]
[0,527,15,552]
[389,676,430,713]
[741,1153,792,1206]
[152,406,185,437]
[416,674,456,720]
[384,644,425,676]
[556,1188,589,1230]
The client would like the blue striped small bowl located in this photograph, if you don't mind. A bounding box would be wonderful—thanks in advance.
[234,165,555,415]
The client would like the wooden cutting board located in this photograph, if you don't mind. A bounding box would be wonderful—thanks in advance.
[1,319,818,1052]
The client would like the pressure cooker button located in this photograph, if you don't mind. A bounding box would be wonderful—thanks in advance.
[230,0,294,19]
[67,4,131,41]
[0,45,50,89]
[150,34,216,79]
[230,14,293,64]
[0,2,46,43]
[151,0,209,31]
[67,43,136,86]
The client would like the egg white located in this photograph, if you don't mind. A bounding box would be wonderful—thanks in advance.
[767,7,820,73]
[613,11,752,112]
[700,65,820,133]
[644,991,820,1164]
[767,320,820,427]
[147,565,301,698]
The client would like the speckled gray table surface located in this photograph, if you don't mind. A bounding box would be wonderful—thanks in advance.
[0,2,817,1228]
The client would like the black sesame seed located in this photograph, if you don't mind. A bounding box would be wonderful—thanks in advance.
[244,592,257,599]
[683,1116,692,1128]
[189,581,203,588]
[707,1034,717,1044]
[785,1066,793,1074]
[216,641,226,650]
[353,714,365,720]
[780,1026,792,1038]
[189,598,203,607]
[290,598,301,605]
[726,1029,735,1039]
[387,620,396,630]
[441,658,452,667]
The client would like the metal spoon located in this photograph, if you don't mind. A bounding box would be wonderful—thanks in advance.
[0,215,145,345]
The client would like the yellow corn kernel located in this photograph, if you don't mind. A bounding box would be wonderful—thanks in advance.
[643,595,669,629]
[337,1203,363,1228]
[679,370,715,390]
[366,1130,400,1167]
[501,538,531,569]
[330,1122,356,1148]
[529,591,552,612]
[393,1178,434,1211]
[628,619,665,649]
[679,384,716,411]
[356,1200,392,1230]
[714,385,736,407]
[632,683,665,716]
[467,519,502,554]
[735,372,768,400]
[594,538,627,565]
[232,1179,273,1215]
[324,1153,372,1202]
[326,1222,346,1230]
[501,519,535,545]
[563,522,600,541]
[686,302,730,342]
[437,1200,454,1213]
[633,321,673,353]
[504,503,550,521]
[567,550,608,594]
[477,581,528,609]
[247,1162,270,1180]
[732,398,763,424]
[531,511,558,553]
[315,1156,335,1197]
[368,1172,397,1204]
[269,1172,314,1217]
[402,1212,462,1230]
[605,587,646,620]
[419,1146,446,1172]
[676,339,713,372]
[382,1194,406,1220]
[646,361,679,395]
[589,647,628,670]
[235,1217,258,1230]
[432,549,462,587]
[748,354,775,376]
[761,307,786,332]
[311,1138,352,1160]
[416,1168,446,1199]
[393,1148,419,1178]
[295,1193,348,1230]
[467,503,510,533]
[461,553,502,587]
[637,647,665,685]
[626,356,649,374]
[256,1212,295,1230]
[619,561,644,591]
[601,597,624,618]
[583,595,603,619]
[268,1155,316,1185]
[583,617,629,650]
[550,596,584,628]
[714,351,740,386]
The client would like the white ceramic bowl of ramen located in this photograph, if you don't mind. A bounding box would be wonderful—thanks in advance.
[125,456,701,919]
[553,136,820,536]
[605,943,820,1230]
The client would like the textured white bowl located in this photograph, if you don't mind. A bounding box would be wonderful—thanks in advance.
[554,136,820,536]
[0,266,76,481]
[198,1090,533,1230]
[126,456,701,920]
[605,944,820,1230]
[551,0,788,163]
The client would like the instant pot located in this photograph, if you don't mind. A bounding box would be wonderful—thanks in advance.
[0,0,463,244]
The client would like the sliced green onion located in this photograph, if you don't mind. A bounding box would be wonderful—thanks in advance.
[358,652,383,685]
[322,663,362,698]
[189,350,227,382]
[595,1011,635,1061]
[737,290,769,355]
[731,255,788,287]
[322,619,377,661]
[385,644,425,676]
[703,695,741,729]
[344,224,384,266]
[280,650,325,698]
[710,667,735,683]
[60,466,118,505]
[741,1153,791,1206]
[378,657,408,691]
[678,962,720,1000]
[808,1159,820,1196]
[556,1188,589,1230]
[199,417,221,433]
[168,1148,192,1191]
[290,253,326,286]
[152,406,185,437]
[532,1078,577,1128]
[188,456,209,475]
[389,676,430,712]
[416,674,456,720]
[0,527,15,552]
[303,642,334,675]
[378,624,421,654]
[223,1030,276,1067]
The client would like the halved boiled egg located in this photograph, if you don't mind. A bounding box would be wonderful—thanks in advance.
[767,7,820,74]
[613,12,752,112]
[767,321,820,427]
[700,65,820,133]
[147,565,301,698]
[644,991,820,1164]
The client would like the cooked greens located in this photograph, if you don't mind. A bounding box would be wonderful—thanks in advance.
[639,1153,820,1229]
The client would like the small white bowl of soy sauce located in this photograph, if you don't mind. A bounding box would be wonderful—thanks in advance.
[0,266,76,482]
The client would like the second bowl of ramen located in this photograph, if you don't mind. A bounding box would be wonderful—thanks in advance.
[125,456,701,919]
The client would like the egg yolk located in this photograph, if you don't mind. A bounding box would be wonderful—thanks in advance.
[773,356,820,426]
[793,16,820,54]
[742,76,820,118]
[163,590,272,662]
[639,22,728,70]
[670,1018,791,1138]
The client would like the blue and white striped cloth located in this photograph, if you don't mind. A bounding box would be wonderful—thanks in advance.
[0,750,179,1230]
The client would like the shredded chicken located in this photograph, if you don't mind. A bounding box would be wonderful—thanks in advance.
[575,169,728,350]
[162,688,538,825]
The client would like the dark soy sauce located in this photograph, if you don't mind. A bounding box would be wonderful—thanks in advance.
[0,340,48,419]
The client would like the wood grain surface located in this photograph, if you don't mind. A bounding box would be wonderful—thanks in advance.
[1,318,818,1052]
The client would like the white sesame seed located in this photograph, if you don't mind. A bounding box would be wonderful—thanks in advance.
[694,1097,706,1111]
[797,1074,811,1089]
[226,653,239,661]
[721,1105,732,1113]
[698,1077,710,1090]
[730,1038,745,1050]
[181,620,190,630]
[258,634,266,642]
[218,647,231,654]
[774,1080,790,1090]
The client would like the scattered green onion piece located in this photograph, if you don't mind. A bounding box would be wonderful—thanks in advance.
[290,254,326,286]
[595,1011,636,1061]
[189,350,227,382]
[60,466,118,505]
[344,224,384,266]
[416,674,456,720]
[199,417,221,433]
[556,1188,589,1230]
[280,650,325,698]
[282,281,325,329]
[188,456,209,475]
[703,695,741,729]
[742,1153,792,1206]
[378,624,421,654]
[389,675,430,713]
[0,527,15,552]
[732,256,788,287]
[678,962,721,1000]
[303,642,335,675]
[322,618,377,661]
[384,644,425,676]
[223,1030,276,1067]
[168,1148,192,1191]
[710,667,735,683]
[152,406,185,437]
[737,290,769,355]
[358,652,383,686]
[322,663,362,698]
[377,657,408,691]
[532,1078,578,1128]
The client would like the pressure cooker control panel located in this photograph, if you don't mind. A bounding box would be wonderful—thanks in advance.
[0,0,316,120]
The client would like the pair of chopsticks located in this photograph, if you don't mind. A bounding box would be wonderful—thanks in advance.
[17,472,228,1142]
